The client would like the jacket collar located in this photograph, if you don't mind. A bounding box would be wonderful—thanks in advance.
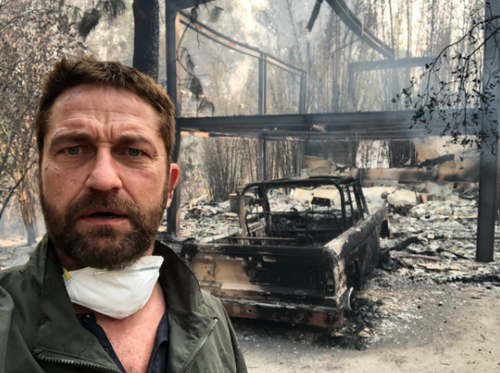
[30,236,216,371]
[31,236,120,370]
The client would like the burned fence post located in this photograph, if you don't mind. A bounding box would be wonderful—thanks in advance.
[476,0,500,262]
[166,0,182,235]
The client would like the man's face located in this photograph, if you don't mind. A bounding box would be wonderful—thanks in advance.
[39,84,179,270]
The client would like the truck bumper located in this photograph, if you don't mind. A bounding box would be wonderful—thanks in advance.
[221,298,344,330]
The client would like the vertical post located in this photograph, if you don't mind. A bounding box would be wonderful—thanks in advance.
[348,68,355,109]
[299,74,307,114]
[297,75,306,177]
[476,0,500,262]
[295,140,305,176]
[166,0,182,235]
[257,54,267,181]
[258,55,267,115]
[257,135,267,181]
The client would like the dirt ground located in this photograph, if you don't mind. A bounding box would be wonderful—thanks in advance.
[233,272,500,373]
[1,241,499,373]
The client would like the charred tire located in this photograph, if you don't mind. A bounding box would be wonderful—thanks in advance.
[344,287,354,313]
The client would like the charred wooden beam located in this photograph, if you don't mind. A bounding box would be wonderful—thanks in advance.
[418,154,454,169]
[353,167,479,183]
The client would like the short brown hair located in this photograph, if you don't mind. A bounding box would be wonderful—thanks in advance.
[35,56,175,162]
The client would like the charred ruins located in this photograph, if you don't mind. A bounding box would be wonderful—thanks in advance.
[1,0,500,370]
[156,0,500,346]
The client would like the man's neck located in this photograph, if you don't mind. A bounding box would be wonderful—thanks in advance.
[55,247,83,271]
[54,245,156,271]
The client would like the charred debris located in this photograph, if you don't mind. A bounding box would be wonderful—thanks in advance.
[161,180,498,287]
[157,169,499,344]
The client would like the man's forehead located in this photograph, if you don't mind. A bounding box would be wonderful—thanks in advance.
[53,84,149,111]
[47,84,161,134]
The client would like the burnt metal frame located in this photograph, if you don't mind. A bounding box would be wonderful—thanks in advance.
[167,1,497,263]
[166,0,307,234]
[476,1,500,262]
[178,11,307,115]
[177,110,451,140]
[347,57,437,105]
[324,0,394,59]
[239,176,359,236]
[178,10,308,183]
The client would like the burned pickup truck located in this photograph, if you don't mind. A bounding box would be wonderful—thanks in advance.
[178,176,389,332]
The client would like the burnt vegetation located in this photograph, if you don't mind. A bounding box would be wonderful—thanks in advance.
[0,0,85,243]
[394,2,500,153]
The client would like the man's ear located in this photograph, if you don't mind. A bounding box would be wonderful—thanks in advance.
[166,163,180,209]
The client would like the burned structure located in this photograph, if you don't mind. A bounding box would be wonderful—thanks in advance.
[164,1,498,269]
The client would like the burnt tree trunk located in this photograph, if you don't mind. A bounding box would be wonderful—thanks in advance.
[132,0,159,81]
[17,181,37,246]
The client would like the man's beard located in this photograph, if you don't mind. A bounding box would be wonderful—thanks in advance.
[40,185,168,271]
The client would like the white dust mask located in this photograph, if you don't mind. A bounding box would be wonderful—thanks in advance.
[62,256,164,319]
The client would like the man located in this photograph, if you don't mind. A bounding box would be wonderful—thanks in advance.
[0,56,247,373]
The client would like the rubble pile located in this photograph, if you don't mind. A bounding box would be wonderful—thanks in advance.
[380,189,500,285]
[175,186,499,287]
[178,189,312,240]
[177,200,240,242]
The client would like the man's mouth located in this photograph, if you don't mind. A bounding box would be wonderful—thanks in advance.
[88,212,123,219]
[80,210,128,221]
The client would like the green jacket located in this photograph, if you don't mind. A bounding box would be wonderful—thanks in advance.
[0,236,247,373]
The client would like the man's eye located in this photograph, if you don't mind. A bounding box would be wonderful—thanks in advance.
[65,147,80,156]
[127,148,143,157]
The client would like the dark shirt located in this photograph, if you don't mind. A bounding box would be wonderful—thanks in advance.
[76,312,168,373]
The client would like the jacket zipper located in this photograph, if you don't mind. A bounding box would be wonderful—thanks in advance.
[183,317,219,373]
[37,353,121,373]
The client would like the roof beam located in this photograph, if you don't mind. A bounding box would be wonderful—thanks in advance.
[325,0,394,59]
[177,110,457,140]
[178,110,446,129]
[202,130,442,141]
[349,57,437,73]
[178,12,306,76]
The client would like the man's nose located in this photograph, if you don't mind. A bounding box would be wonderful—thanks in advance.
[85,149,123,191]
